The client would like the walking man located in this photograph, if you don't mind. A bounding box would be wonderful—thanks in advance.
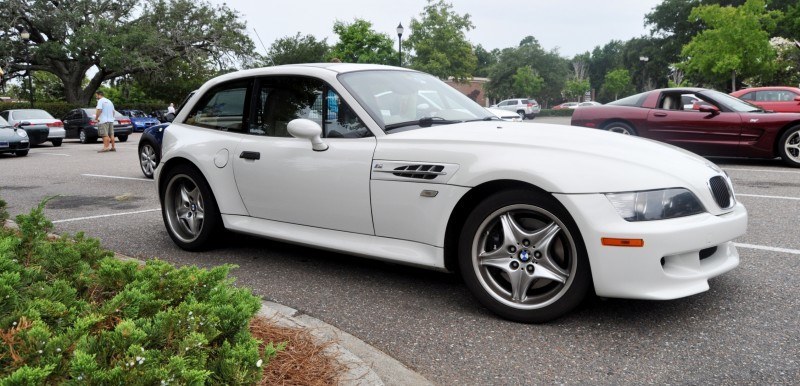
[95,91,116,152]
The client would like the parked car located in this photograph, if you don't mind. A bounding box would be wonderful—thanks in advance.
[119,109,161,132]
[138,91,196,178]
[155,64,746,323]
[138,123,169,178]
[0,109,65,146]
[571,87,800,167]
[576,101,602,107]
[0,115,30,156]
[491,98,540,119]
[485,107,522,122]
[151,109,170,123]
[62,108,133,144]
[730,86,800,113]
[552,102,580,110]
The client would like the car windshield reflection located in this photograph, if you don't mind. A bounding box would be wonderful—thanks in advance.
[339,70,492,132]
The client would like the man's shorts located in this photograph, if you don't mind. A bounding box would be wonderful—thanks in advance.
[97,122,114,137]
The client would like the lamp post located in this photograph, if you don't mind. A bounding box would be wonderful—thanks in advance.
[20,28,33,108]
[396,23,404,67]
[639,56,649,92]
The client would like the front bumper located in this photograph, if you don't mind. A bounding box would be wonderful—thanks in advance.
[555,193,747,300]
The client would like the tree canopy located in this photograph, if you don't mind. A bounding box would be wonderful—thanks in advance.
[681,0,781,91]
[2,0,256,104]
[266,33,329,66]
[407,0,477,81]
[329,19,395,65]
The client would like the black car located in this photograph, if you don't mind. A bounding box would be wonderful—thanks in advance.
[0,116,30,157]
[62,108,133,144]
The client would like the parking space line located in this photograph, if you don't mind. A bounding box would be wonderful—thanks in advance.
[737,193,800,201]
[82,174,152,182]
[735,243,800,256]
[40,153,70,156]
[724,167,800,175]
[52,209,160,224]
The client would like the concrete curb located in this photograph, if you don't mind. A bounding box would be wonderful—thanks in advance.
[3,219,433,385]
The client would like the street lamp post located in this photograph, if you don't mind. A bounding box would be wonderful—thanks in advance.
[396,23,404,67]
[639,56,649,92]
[20,29,34,108]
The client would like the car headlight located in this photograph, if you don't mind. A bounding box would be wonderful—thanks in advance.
[16,129,27,137]
[605,188,705,222]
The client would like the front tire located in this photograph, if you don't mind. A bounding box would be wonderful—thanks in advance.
[516,110,526,120]
[79,129,96,144]
[15,150,29,157]
[51,139,62,147]
[603,122,637,135]
[139,142,158,179]
[458,189,590,323]
[778,125,800,168]
[118,135,128,142]
[160,165,222,251]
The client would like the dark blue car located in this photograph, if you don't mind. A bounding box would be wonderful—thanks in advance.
[138,123,168,178]
[119,109,161,132]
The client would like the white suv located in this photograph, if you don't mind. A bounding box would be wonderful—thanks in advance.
[492,98,541,119]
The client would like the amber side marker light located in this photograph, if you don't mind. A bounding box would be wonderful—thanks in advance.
[601,238,644,247]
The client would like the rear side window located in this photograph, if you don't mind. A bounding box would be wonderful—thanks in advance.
[608,92,649,107]
[185,80,251,132]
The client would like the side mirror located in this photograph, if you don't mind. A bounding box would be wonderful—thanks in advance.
[287,119,328,151]
[794,96,800,102]
[698,104,720,115]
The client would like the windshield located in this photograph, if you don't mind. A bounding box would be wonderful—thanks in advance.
[338,70,492,132]
[128,110,147,117]
[0,116,11,127]
[701,90,763,112]
[14,110,55,120]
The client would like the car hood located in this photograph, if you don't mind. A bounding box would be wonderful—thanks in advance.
[0,127,25,140]
[373,122,724,194]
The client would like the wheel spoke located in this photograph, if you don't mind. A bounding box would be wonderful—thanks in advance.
[532,263,567,284]
[508,269,536,302]
[179,185,193,207]
[479,256,514,272]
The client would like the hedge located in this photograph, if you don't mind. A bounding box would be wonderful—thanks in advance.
[0,198,279,384]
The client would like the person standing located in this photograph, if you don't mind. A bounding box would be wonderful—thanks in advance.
[95,91,116,152]
[167,102,176,114]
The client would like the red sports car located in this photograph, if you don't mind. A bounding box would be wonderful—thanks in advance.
[571,88,800,167]
[730,86,800,113]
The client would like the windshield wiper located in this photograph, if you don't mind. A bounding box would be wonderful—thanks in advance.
[466,116,500,122]
[384,116,462,132]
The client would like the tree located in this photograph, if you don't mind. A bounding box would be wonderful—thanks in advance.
[681,0,782,91]
[266,33,329,65]
[329,19,395,64]
[512,66,544,98]
[2,0,256,105]
[603,69,632,100]
[407,0,477,81]
[473,44,497,78]
[564,78,590,102]
[485,37,569,107]
[587,41,625,98]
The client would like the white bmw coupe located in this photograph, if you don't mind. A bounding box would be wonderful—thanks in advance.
[156,64,747,322]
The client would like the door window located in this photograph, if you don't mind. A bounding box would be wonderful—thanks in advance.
[251,76,369,138]
[185,80,250,132]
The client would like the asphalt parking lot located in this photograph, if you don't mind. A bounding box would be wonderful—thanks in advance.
[1,124,798,384]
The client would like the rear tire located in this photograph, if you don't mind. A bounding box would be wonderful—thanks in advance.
[778,125,800,168]
[160,165,222,251]
[15,150,29,157]
[458,189,591,323]
[139,142,158,179]
[79,129,96,144]
[51,139,62,147]
[118,135,128,142]
[603,122,637,135]
[516,110,526,120]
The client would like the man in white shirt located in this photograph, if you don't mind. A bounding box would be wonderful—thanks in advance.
[95,91,116,152]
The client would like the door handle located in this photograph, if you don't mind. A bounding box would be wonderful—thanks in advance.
[653,112,668,117]
[239,151,260,160]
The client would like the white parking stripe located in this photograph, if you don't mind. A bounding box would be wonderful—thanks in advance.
[40,153,70,156]
[724,167,800,175]
[735,243,800,256]
[52,209,160,223]
[82,173,152,182]
[737,193,800,201]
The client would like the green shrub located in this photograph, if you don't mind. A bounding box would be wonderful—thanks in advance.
[537,109,575,117]
[0,200,276,384]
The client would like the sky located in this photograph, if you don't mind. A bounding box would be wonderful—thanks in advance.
[211,0,664,58]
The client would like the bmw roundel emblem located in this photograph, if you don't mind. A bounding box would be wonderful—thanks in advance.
[520,250,530,262]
